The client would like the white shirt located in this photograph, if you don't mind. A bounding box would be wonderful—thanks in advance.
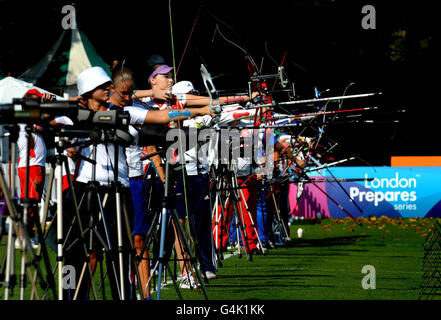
[182,115,212,176]
[236,128,254,177]
[125,125,144,178]
[17,124,47,167]
[76,106,148,187]
[125,102,152,178]
[53,116,76,176]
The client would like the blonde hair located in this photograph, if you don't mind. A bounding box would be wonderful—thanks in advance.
[111,60,134,86]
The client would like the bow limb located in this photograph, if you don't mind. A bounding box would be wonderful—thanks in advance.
[200,64,222,116]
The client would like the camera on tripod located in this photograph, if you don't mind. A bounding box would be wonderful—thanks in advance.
[75,109,133,147]
[1,98,130,129]
[0,98,134,147]
[0,98,79,124]
[90,110,130,129]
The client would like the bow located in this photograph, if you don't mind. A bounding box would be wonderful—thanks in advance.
[208,14,365,225]
[210,20,277,128]
[200,64,222,117]
[200,63,223,169]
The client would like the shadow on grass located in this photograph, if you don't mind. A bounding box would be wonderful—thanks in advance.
[264,251,358,257]
[206,283,336,289]
[283,235,371,248]
[217,274,335,279]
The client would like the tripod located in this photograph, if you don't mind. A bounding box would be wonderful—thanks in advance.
[35,137,100,300]
[107,135,144,301]
[268,180,291,243]
[211,161,265,261]
[70,130,144,300]
[0,124,54,300]
[64,138,124,300]
[139,158,208,300]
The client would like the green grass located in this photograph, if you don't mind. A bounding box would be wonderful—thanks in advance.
[159,217,439,300]
[1,217,440,300]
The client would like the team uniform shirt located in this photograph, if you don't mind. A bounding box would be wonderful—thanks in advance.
[141,94,187,165]
[222,124,257,177]
[52,116,77,177]
[17,124,47,168]
[17,124,47,200]
[222,123,275,177]
[235,116,296,177]
[142,93,186,120]
[76,106,148,187]
[182,115,212,176]
[124,100,151,178]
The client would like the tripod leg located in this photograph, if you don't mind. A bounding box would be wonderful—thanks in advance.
[207,200,219,271]
[3,132,17,299]
[214,189,230,255]
[270,185,290,241]
[239,186,266,254]
[0,170,46,299]
[155,161,173,300]
[64,174,98,301]
[70,183,114,300]
[56,160,64,300]
[169,210,207,298]
[222,195,235,252]
[95,190,122,299]
[19,125,33,300]
[30,165,55,300]
[156,204,169,300]
[211,192,225,267]
[232,194,251,260]
[212,193,220,250]
[141,210,160,294]
[164,170,210,296]
[140,206,185,300]
[40,164,54,232]
[114,185,125,300]
[121,190,144,300]
[4,210,16,299]
[171,217,189,278]
[147,258,183,300]
[29,196,56,300]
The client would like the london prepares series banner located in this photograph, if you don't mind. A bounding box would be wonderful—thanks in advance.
[288,167,441,219]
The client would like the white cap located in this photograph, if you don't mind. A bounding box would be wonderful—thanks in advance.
[77,67,112,95]
[172,80,195,94]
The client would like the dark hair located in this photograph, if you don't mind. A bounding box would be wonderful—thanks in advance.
[147,54,166,71]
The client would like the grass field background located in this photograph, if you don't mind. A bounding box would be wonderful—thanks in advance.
[161,217,436,300]
[1,216,439,300]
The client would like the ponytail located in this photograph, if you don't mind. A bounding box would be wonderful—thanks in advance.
[111,59,134,86]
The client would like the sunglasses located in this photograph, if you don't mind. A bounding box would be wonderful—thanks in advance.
[96,82,112,91]
[117,89,134,97]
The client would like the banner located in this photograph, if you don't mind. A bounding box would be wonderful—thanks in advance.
[289,167,441,218]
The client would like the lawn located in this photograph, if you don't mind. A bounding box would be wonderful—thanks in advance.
[159,216,439,300]
[1,217,439,300]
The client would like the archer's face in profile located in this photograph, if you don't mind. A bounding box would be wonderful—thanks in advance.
[88,81,111,111]
[151,72,174,91]
[111,80,134,107]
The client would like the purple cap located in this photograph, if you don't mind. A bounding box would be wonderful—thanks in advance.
[148,65,174,83]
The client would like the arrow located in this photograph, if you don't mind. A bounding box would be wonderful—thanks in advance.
[278,92,381,106]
